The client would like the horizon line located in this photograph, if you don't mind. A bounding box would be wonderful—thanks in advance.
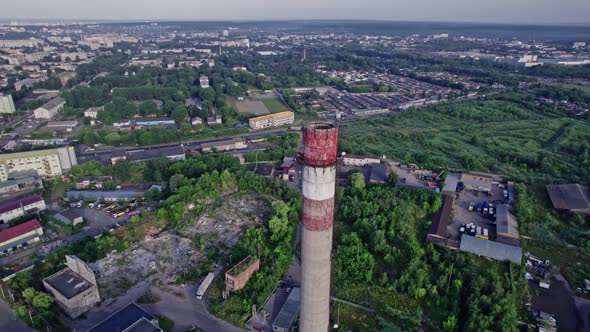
[0,18,589,28]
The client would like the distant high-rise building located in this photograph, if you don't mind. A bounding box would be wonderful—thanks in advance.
[223,29,229,37]
[0,95,16,114]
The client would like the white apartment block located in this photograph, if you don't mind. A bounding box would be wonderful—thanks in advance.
[0,95,16,114]
[249,111,295,130]
[34,97,66,119]
[84,106,103,118]
[0,195,46,224]
[0,147,78,181]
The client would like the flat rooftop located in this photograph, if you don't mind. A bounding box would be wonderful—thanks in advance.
[88,303,157,332]
[44,268,92,299]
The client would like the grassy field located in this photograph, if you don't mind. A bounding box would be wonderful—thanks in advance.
[331,302,380,331]
[340,99,590,182]
[260,98,291,114]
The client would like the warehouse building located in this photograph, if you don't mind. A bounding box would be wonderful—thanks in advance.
[43,255,100,318]
[126,146,186,163]
[272,287,301,332]
[249,111,294,130]
[496,204,520,247]
[0,147,78,181]
[46,121,79,132]
[201,139,247,153]
[0,219,43,255]
[427,193,455,246]
[110,146,186,165]
[88,303,161,332]
[546,184,590,215]
[0,176,42,195]
[0,195,46,224]
[369,163,388,184]
[341,154,382,167]
[66,189,145,202]
[460,235,522,264]
[34,97,65,119]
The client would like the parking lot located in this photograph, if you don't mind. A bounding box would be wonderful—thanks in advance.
[448,183,509,243]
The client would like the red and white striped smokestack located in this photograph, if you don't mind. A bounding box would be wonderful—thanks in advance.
[300,123,338,332]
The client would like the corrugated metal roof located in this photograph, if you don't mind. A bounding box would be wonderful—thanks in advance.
[273,287,301,330]
[460,235,522,264]
[66,190,144,200]
[546,184,590,210]
[496,204,519,237]
[39,97,65,110]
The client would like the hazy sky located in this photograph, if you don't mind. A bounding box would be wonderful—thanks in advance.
[3,0,590,24]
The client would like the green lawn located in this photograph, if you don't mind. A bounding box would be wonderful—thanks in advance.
[260,98,291,114]
[331,302,380,332]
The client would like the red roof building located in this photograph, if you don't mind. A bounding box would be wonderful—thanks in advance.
[0,219,44,254]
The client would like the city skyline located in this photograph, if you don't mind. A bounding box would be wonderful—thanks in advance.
[2,0,590,25]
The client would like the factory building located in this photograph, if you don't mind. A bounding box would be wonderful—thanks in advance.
[34,97,66,119]
[43,255,101,318]
[201,139,247,153]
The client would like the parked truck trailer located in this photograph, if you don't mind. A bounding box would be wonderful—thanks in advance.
[196,272,215,300]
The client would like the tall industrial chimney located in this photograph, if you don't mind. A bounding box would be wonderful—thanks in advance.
[300,123,338,332]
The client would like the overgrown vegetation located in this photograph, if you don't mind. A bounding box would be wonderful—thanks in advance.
[341,97,590,182]
[514,182,590,291]
[333,182,527,331]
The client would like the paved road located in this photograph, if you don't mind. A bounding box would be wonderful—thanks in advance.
[148,284,247,332]
[0,299,34,332]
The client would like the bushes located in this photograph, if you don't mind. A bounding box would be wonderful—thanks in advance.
[334,184,524,330]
